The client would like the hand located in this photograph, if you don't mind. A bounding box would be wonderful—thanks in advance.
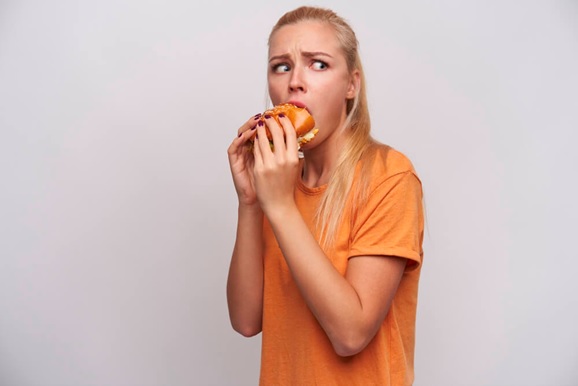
[252,114,301,216]
[227,114,261,206]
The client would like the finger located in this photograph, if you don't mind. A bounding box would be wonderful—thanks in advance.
[230,119,259,159]
[253,121,271,167]
[277,113,298,156]
[228,130,252,159]
[236,113,261,138]
[263,114,286,152]
[256,119,275,158]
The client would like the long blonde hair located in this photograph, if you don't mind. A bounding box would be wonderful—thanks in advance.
[269,6,377,250]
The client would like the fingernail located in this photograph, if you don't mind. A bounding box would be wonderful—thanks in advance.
[238,132,242,137]
[254,113,262,118]
[264,114,272,119]
[258,120,264,126]
[278,113,285,118]
[250,125,257,130]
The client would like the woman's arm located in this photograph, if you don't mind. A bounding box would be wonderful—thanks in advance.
[226,116,266,337]
[266,204,406,356]
[226,203,264,337]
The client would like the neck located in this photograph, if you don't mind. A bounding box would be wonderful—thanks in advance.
[301,132,344,188]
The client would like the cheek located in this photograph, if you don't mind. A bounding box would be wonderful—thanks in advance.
[267,79,283,105]
[314,86,350,129]
[322,81,350,111]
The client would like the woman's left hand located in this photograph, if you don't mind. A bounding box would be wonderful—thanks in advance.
[252,114,301,217]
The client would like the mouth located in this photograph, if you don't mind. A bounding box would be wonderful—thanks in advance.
[286,100,307,110]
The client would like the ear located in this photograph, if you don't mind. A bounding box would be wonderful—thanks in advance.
[346,69,360,99]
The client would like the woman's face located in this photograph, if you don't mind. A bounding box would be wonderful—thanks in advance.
[267,21,358,149]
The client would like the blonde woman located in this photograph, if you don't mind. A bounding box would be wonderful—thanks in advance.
[227,6,424,385]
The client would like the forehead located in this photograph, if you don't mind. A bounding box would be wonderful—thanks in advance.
[268,21,341,57]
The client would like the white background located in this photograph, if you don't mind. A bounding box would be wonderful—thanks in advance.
[1,0,577,385]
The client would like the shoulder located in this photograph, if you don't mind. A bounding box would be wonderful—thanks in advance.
[360,142,421,189]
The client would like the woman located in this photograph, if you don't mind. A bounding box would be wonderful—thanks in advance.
[227,6,424,385]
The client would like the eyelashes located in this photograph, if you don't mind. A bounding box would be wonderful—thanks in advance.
[311,61,328,70]
[272,63,291,73]
[270,60,329,73]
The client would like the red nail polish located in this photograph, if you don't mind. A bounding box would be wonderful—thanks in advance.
[258,121,264,126]
[238,132,242,137]
[264,114,272,119]
[251,125,257,130]
[278,113,285,118]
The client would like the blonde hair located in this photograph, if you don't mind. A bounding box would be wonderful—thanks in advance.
[269,6,377,250]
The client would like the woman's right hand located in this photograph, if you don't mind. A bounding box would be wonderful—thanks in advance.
[227,114,261,206]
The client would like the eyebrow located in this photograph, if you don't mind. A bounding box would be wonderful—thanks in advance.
[268,51,333,63]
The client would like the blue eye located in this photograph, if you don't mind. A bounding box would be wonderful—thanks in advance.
[273,63,291,73]
[312,60,328,70]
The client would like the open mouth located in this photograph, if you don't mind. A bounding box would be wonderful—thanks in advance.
[287,100,307,110]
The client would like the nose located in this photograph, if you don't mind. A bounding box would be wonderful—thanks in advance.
[288,66,306,93]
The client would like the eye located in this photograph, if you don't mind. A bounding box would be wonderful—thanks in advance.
[311,60,328,70]
[272,63,291,73]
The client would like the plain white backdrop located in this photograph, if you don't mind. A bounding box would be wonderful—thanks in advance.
[1,0,577,385]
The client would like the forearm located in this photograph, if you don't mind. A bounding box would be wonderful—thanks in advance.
[226,203,264,337]
[266,204,373,355]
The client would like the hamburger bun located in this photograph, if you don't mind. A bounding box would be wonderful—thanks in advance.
[249,103,318,149]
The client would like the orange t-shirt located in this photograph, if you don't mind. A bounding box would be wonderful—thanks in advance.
[260,144,424,386]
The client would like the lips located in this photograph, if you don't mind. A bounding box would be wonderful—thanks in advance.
[287,100,307,109]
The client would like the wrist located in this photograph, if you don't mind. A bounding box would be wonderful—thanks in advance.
[238,202,263,216]
[263,201,299,225]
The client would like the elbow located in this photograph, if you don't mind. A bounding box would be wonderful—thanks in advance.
[331,333,371,357]
[231,321,262,338]
[226,295,263,337]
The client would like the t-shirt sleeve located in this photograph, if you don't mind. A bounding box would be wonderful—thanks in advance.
[348,170,424,270]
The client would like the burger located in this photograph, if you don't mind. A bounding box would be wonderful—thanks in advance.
[249,103,318,150]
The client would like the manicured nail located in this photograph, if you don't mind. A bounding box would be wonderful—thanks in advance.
[238,132,242,137]
[264,114,272,119]
[258,120,264,126]
[254,113,262,118]
[250,125,257,130]
[278,113,285,118]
